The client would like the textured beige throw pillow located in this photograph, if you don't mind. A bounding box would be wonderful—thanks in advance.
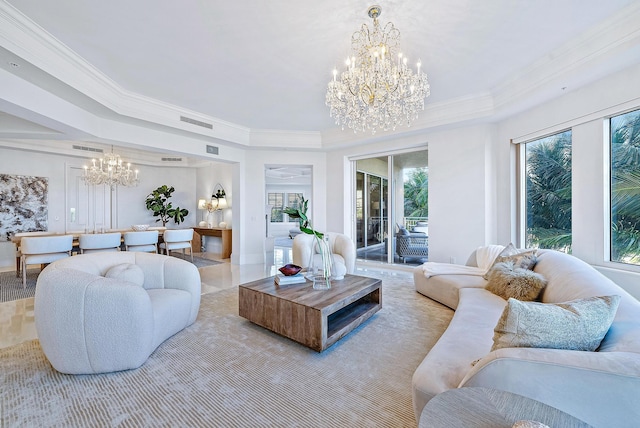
[486,261,547,301]
[492,295,621,352]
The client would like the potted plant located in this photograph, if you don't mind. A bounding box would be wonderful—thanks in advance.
[283,196,333,289]
[145,185,189,226]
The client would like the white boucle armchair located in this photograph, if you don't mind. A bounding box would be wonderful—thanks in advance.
[292,232,356,279]
[34,252,201,374]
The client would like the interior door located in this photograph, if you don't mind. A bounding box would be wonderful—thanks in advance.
[66,164,110,232]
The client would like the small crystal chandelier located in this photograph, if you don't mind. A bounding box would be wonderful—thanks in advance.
[82,146,139,188]
[326,5,430,134]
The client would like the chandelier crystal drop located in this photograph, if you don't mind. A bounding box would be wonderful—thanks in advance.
[82,147,139,188]
[326,5,430,134]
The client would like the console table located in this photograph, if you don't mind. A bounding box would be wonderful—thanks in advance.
[193,227,232,259]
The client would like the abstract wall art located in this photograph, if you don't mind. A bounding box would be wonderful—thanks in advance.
[0,174,48,241]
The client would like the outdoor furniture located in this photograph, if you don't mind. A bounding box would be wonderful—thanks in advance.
[396,228,428,262]
[20,235,73,288]
[159,228,194,262]
[78,232,122,253]
[123,230,159,253]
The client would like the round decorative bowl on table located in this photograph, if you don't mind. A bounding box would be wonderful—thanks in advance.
[279,264,302,276]
[131,224,150,231]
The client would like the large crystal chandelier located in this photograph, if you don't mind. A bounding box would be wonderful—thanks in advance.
[82,147,139,188]
[326,5,430,134]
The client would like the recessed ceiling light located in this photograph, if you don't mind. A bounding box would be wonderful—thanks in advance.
[7,61,20,68]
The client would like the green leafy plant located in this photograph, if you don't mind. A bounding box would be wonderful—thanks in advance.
[283,196,333,287]
[145,185,189,226]
[283,195,322,238]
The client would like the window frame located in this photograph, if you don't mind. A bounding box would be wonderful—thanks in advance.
[516,128,573,252]
[608,107,640,267]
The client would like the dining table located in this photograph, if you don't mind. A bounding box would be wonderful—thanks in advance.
[11,227,166,276]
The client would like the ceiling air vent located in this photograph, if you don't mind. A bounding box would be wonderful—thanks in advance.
[161,157,183,162]
[180,115,213,129]
[72,145,103,153]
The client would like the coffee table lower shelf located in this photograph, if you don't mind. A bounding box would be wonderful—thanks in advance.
[239,274,382,352]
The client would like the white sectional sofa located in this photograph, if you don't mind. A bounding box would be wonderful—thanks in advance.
[412,248,640,428]
[35,252,201,374]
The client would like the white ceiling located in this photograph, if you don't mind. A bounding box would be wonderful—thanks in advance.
[1,0,640,150]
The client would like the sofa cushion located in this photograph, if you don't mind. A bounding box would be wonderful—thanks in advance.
[414,270,488,310]
[412,288,506,419]
[483,243,537,280]
[105,263,145,287]
[485,261,547,301]
[492,295,621,352]
[397,226,410,236]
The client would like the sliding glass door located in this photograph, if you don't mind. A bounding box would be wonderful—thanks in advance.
[354,149,428,265]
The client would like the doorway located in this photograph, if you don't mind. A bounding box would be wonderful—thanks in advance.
[354,149,428,265]
[264,165,313,268]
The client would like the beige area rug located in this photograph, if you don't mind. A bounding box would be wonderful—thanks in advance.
[0,273,453,427]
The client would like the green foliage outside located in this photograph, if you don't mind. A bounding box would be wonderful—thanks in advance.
[525,131,572,252]
[404,167,428,218]
[611,109,640,264]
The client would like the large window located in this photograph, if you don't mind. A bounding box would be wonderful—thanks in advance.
[610,109,640,265]
[268,192,303,223]
[524,130,572,252]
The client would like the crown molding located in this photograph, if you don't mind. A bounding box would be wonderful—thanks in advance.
[0,1,251,146]
[2,0,640,152]
[491,2,640,111]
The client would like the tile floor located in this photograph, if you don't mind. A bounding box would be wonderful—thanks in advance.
[0,246,413,350]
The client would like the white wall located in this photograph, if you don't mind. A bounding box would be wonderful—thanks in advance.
[428,124,497,264]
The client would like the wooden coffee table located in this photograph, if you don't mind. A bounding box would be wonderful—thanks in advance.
[238,274,382,352]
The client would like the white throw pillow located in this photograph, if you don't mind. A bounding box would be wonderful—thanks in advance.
[105,263,145,287]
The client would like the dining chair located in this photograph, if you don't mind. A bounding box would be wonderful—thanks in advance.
[14,231,52,278]
[78,232,122,254]
[159,228,194,262]
[20,234,73,288]
[123,230,159,253]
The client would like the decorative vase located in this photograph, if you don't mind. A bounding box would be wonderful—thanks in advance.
[309,235,333,290]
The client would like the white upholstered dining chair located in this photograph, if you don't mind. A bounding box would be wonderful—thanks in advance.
[159,228,194,262]
[123,230,159,253]
[20,234,73,288]
[78,232,122,254]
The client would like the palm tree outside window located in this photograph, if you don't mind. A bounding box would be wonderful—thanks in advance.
[610,109,640,265]
[524,130,573,252]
